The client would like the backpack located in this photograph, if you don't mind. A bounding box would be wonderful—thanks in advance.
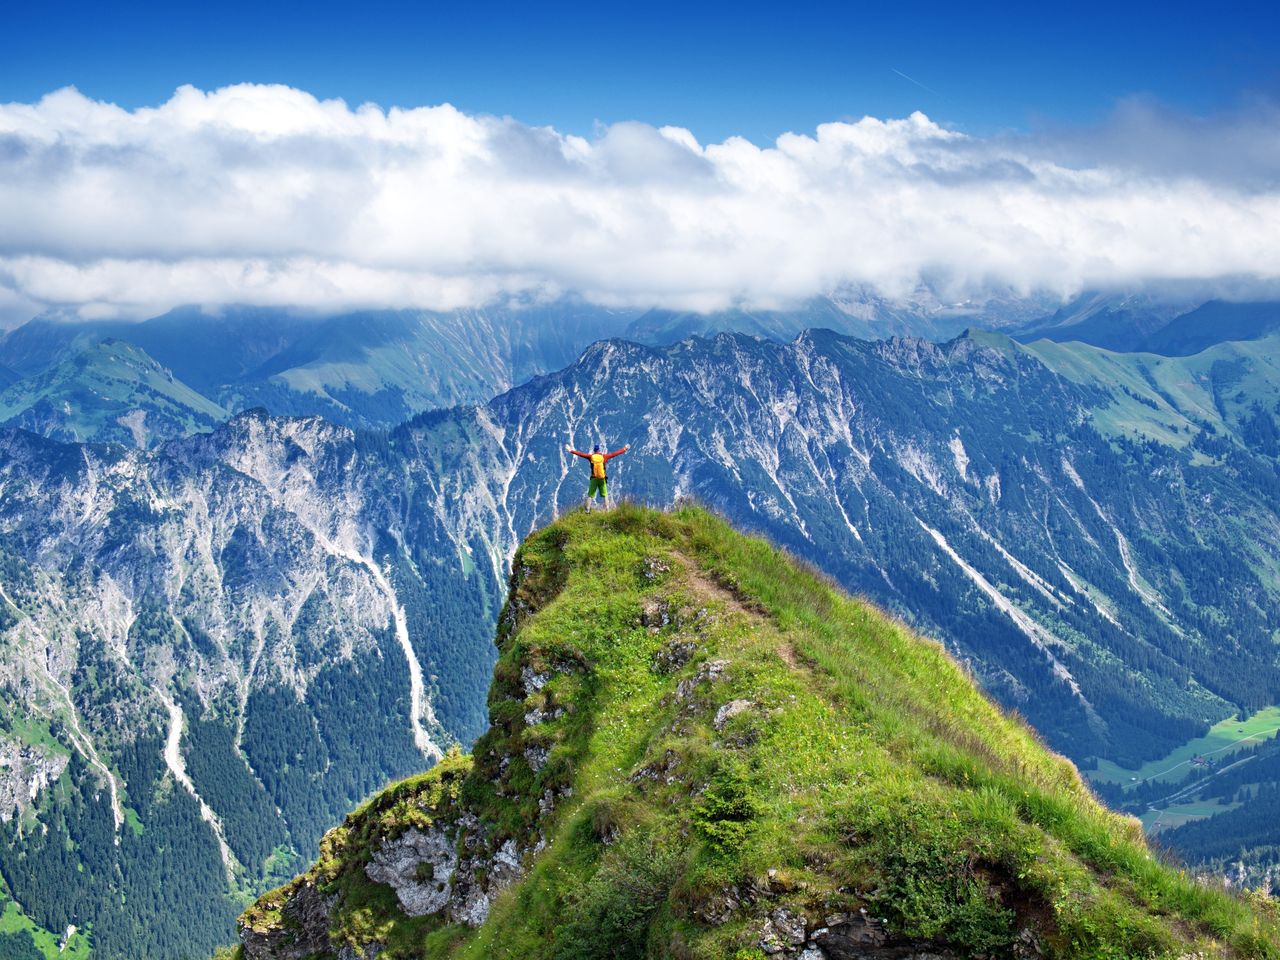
[590,453,606,479]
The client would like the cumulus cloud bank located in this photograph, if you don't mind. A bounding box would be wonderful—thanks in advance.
[1,83,1278,323]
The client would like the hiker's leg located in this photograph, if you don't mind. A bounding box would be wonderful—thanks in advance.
[601,479,609,510]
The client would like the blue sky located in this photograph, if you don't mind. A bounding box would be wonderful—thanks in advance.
[3,0,1277,141]
[1,0,1278,323]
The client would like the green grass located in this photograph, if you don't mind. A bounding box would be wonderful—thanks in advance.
[2,716,69,758]
[1025,333,1280,449]
[1091,706,1280,788]
[123,805,145,837]
[0,896,91,960]
[241,504,1280,960]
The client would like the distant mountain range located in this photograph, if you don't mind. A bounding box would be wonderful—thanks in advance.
[0,303,643,436]
[1013,292,1280,354]
[2,293,1277,448]
[2,325,1279,956]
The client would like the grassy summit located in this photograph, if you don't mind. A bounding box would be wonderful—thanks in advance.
[238,504,1279,959]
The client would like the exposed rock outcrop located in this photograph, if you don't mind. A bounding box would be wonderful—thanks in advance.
[241,880,336,960]
[365,826,457,917]
[0,737,68,822]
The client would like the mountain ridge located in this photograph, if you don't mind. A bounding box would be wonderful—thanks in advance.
[234,505,1280,959]
[0,338,227,447]
[5,292,1276,441]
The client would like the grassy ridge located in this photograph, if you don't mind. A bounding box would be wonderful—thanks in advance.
[239,504,1280,959]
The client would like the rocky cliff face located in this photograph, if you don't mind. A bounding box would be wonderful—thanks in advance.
[0,414,506,956]
[0,736,67,823]
[3,329,1280,957]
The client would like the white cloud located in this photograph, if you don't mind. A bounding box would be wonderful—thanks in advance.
[0,83,1278,324]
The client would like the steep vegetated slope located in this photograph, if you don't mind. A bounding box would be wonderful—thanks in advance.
[238,505,1280,960]
[0,338,226,447]
[3,329,1279,956]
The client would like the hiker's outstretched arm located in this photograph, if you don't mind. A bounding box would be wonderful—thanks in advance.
[566,445,590,458]
[604,446,629,460]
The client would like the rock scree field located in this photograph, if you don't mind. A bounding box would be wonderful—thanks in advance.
[235,504,1280,960]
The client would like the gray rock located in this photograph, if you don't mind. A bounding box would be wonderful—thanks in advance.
[639,597,673,630]
[523,706,563,726]
[811,915,960,959]
[641,556,671,581]
[757,916,785,954]
[652,638,697,673]
[1013,927,1045,958]
[524,745,549,772]
[0,738,68,822]
[772,906,806,944]
[491,839,522,881]
[241,880,336,960]
[675,659,729,701]
[364,827,457,917]
[450,887,492,927]
[713,698,754,729]
[448,838,524,927]
[520,666,551,695]
[694,884,744,925]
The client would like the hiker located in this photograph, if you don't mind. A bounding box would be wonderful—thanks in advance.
[566,442,629,511]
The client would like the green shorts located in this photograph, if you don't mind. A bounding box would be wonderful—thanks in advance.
[588,477,607,498]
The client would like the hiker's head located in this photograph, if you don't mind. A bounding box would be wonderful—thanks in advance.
[593,444,601,453]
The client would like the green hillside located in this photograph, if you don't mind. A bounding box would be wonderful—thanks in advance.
[1023,333,1280,448]
[0,339,226,447]
[236,505,1280,960]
